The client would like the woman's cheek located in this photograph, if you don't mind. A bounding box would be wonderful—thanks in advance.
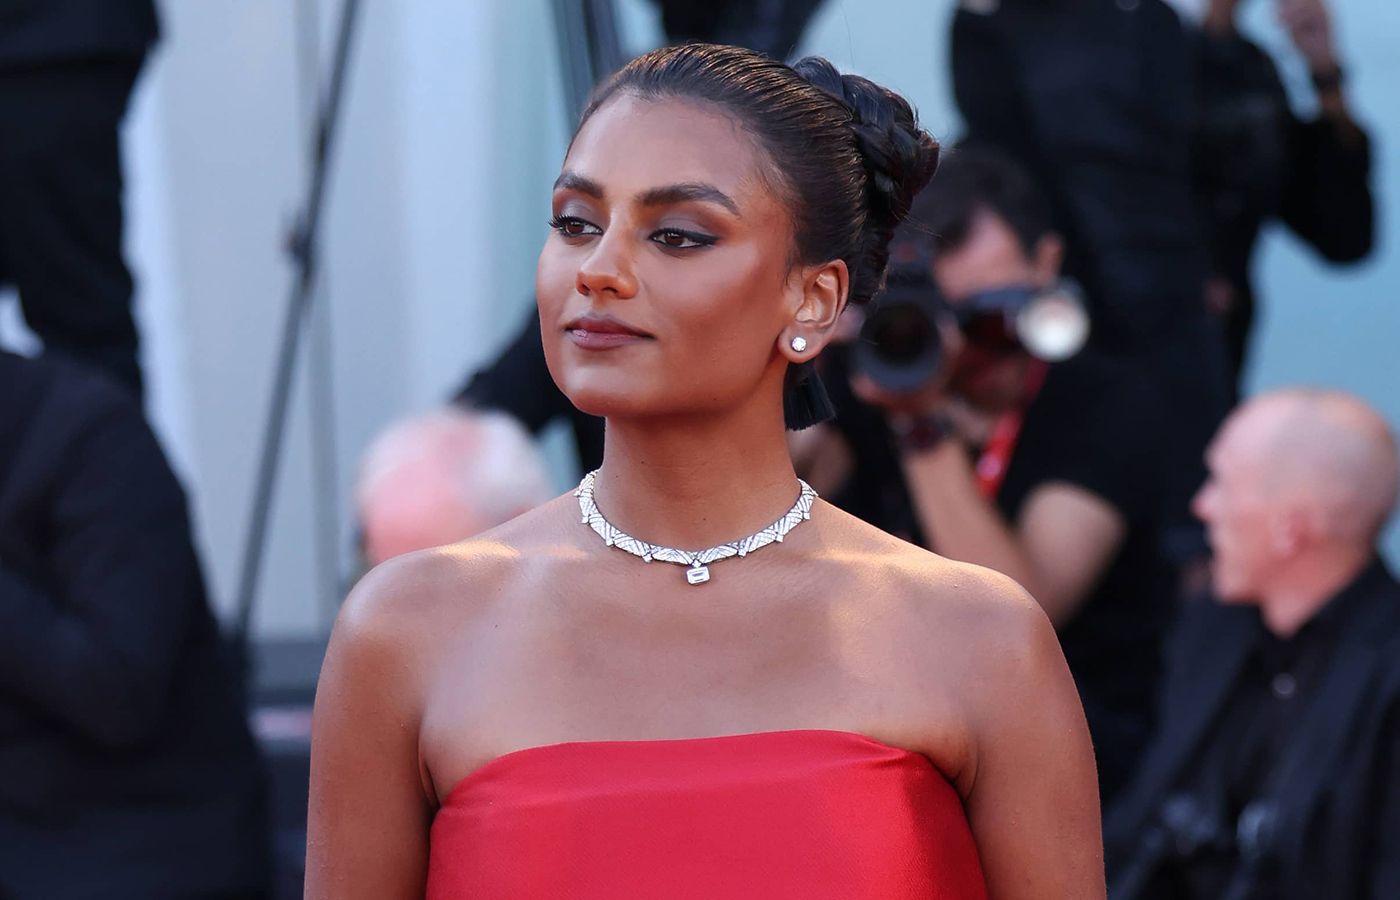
[535,249,574,317]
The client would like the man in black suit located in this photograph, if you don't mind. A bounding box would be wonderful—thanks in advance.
[0,0,159,396]
[0,350,270,899]
[1105,388,1400,899]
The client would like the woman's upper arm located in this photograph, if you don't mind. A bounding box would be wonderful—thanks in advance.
[306,563,436,899]
[963,588,1106,899]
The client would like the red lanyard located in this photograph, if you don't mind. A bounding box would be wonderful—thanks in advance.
[973,361,1048,499]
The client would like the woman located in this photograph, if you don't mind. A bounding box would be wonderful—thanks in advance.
[308,43,1103,898]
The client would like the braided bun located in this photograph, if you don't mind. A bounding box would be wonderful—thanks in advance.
[792,57,941,306]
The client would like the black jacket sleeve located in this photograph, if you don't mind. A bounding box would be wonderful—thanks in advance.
[451,309,573,435]
[1280,114,1375,264]
[0,393,203,750]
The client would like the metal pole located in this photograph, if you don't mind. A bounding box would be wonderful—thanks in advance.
[233,0,363,646]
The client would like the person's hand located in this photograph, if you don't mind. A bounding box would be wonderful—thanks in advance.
[850,369,952,419]
[1278,0,1338,75]
[851,371,999,448]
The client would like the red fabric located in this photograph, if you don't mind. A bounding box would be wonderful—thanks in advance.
[427,729,987,899]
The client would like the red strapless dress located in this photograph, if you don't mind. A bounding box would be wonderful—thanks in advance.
[426,729,987,898]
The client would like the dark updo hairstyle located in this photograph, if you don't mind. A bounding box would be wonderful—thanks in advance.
[575,43,941,429]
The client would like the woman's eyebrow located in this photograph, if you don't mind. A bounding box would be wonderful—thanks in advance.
[638,182,741,217]
[553,170,605,198]
[552,173,741,218]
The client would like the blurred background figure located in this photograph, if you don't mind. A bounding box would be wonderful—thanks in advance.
[0,350,269,900]
[816,149,1173,805]
[0,0,158,397]
[644,0,826,59]
[355,408,555,568]
[1184,0,1375,389]
[1106,389,1400,899]
[949,0,1232,580]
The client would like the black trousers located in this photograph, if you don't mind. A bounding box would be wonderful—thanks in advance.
[0,57,144,396]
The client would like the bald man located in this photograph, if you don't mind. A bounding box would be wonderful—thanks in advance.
[356,409,555,568]
[1105,389,1400,900]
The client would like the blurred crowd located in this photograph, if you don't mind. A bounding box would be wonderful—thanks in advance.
[0,0,1394,898]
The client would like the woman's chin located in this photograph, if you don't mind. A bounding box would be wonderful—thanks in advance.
[560,382,650,420]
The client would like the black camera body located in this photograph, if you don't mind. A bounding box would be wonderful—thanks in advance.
[854,275,1091,392]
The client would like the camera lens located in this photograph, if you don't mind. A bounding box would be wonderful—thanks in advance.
[868,305,934,365]
[853,285,949,391]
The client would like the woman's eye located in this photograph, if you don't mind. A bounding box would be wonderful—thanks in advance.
[652,229,714,250]
[549,216,600,238]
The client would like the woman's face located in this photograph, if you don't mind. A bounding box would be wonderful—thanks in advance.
[537,94,806,425]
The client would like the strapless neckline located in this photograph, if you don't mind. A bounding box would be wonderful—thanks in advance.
[440,728,934,805]
[428,727,988,898]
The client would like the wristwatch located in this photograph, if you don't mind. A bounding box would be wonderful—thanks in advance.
[892,410,956,454]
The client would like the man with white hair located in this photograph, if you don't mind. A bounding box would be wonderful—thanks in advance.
[1105,388,1400,899]
[356,409,555,567]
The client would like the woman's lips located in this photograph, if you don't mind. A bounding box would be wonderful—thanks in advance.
[567,329,650,350]
[564,315,652,350]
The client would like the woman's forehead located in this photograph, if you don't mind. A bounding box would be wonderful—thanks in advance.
[562,94,774,206]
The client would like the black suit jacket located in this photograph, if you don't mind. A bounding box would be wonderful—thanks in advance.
[0,352,268,899]
[1105,561,1400,899]
[0,0,157,67]
[950,0,1207,350]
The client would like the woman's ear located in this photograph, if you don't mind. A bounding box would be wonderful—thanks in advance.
[780,259,849,362]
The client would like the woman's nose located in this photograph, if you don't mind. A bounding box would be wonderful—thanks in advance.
[576,232,638,299]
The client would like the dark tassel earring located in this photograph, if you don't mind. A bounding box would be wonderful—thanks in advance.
[783,361,835,431]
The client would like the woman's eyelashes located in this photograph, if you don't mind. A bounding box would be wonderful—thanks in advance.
[650,227,718,250]
[548,214,718,250]
[548,215,601,238]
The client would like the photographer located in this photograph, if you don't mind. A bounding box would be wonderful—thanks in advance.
[1105,390,1400,899]
[822,149,1174,804]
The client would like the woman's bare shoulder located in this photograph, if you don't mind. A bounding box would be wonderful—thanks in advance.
[821,502,1043,621]
[822,502,1061,681]
[331,495,578,660]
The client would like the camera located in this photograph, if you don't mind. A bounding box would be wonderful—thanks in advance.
[854,275,1090,391]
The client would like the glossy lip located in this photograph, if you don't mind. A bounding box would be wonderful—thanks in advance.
[563,313,653,350]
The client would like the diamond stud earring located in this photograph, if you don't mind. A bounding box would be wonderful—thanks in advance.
[790,336,808,353]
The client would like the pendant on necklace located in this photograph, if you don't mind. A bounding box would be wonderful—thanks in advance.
[686,566,711,585]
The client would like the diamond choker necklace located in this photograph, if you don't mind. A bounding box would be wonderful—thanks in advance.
[575,469,817,585]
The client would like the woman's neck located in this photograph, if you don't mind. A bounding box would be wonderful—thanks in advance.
[590,406,803,551]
